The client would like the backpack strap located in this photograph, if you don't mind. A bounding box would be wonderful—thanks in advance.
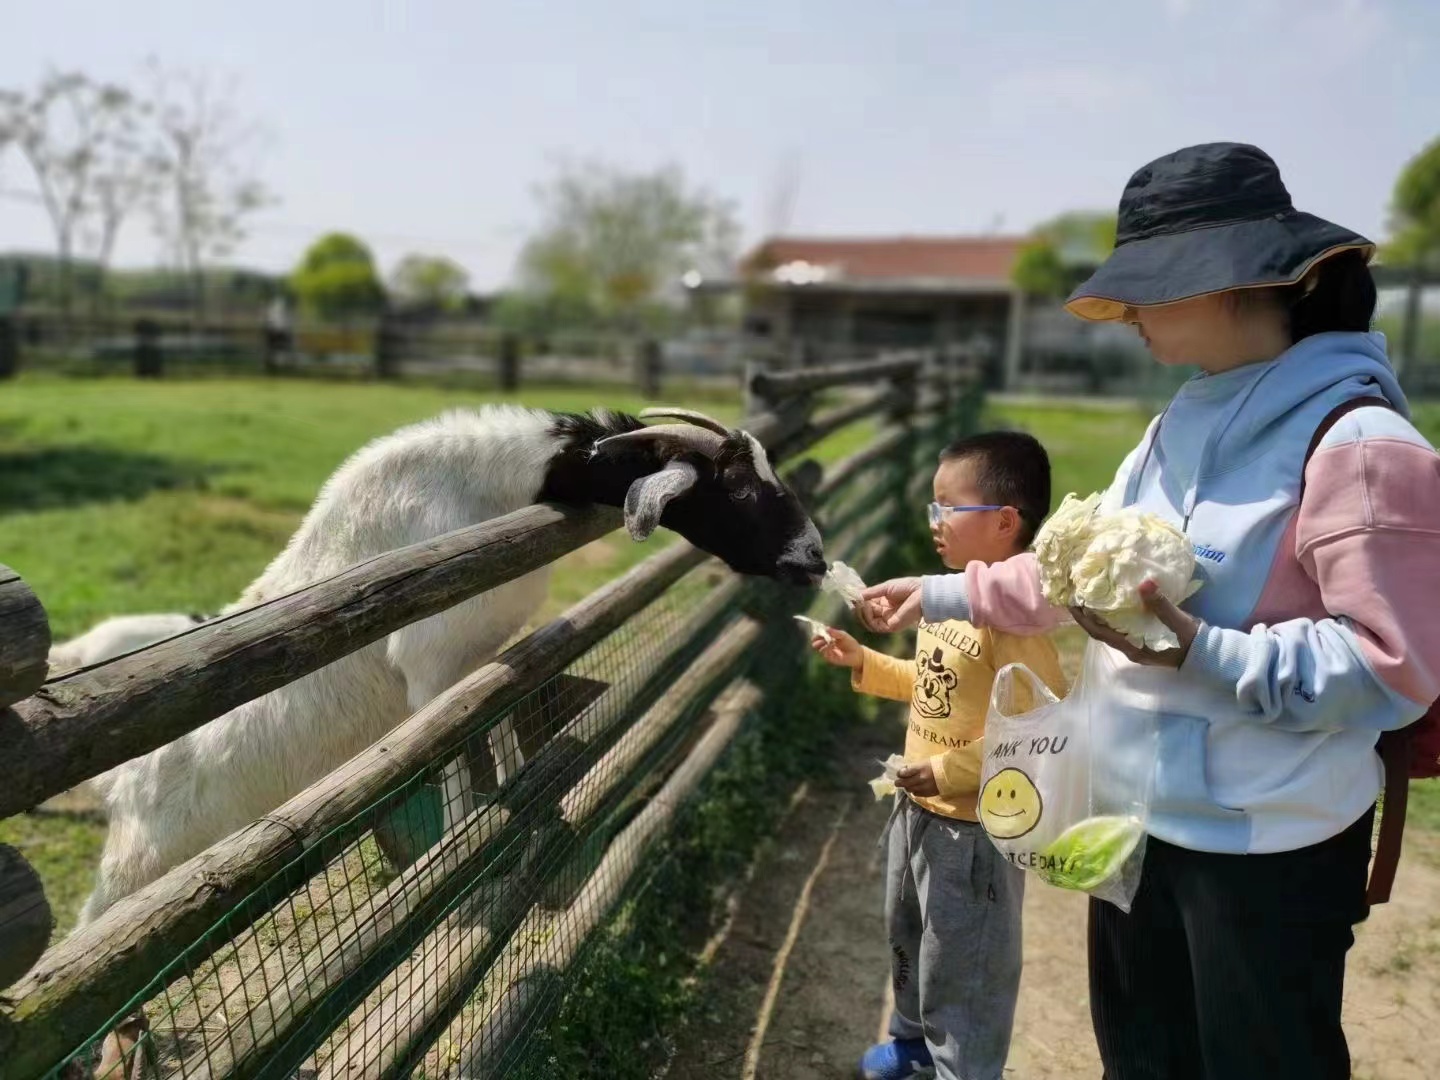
[1300,395,1404,906]
[1299,396,1392,497]
[1368,734,1411,904]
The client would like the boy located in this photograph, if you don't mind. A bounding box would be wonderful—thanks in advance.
[812,432,1066,1080]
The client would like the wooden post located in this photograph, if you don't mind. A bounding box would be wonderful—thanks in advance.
[373,314,401,379]
[886,354,920,426]
[0,317,17,380]
[133,318,163,379]
[499,331,521,392]
[262,326,283,376]
[0,565,53,995]
[1397,266,1424,381]
[0,564,51,709]
[0,846,50,991]
[636,337,663,399]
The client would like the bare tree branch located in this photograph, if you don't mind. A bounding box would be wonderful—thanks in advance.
[144,60,273,322]
[0,71,138,317]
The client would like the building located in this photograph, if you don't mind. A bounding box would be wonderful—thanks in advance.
[694,235,1030,387]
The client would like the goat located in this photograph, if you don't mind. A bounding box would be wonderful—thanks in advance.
[76,404,823,926]
[47,613,211,677]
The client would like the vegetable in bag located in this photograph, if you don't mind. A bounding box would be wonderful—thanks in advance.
[1036,815,1145,892]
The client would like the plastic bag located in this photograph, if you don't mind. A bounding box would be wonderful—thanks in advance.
[978,640,1158,911]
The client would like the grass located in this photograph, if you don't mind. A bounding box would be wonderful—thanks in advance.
[0,375,740,639]
[0,371,873,943]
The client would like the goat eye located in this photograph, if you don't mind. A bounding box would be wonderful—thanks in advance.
[729,486,756,502]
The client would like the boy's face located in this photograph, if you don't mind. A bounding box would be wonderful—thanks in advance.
[931,457,1024,570]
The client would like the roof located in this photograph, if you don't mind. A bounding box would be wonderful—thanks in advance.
[741,235,1025,288]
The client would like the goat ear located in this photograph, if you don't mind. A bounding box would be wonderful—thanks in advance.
[785,459,823,501]
[623,460,699,542]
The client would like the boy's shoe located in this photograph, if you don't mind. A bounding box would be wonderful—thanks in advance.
[856,1037,935,1079]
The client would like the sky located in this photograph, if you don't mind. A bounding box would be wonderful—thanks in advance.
[2,0,1438,290]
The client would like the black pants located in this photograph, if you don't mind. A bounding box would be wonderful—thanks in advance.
[1088,808,1373,1080]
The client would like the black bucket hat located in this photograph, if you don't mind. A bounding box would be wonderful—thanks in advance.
[1066,142,1374,322]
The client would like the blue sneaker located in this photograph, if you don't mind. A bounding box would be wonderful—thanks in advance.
[856,1038,935,1079]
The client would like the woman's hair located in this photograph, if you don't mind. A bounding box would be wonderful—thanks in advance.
[1280,249,1377,342]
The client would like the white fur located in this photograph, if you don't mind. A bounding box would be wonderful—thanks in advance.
[48,614,206,676]
[78,406,563,926]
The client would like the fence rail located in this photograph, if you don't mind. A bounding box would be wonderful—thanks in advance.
[0,345,982,1079]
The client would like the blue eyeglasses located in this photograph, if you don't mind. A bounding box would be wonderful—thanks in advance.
[928,502,1005,526]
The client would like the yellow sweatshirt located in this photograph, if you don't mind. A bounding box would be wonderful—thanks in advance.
[853,618,1068,822]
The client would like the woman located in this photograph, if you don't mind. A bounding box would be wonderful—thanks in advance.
[860,142,1440,1080]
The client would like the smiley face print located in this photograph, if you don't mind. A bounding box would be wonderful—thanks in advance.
[979,767,1043,839]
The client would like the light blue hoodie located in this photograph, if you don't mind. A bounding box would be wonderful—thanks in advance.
[924,331,1439,853]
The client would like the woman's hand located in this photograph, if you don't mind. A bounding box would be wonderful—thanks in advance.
[811,628,864,670]
[1069,580,1201,669]
[857,577,923,633]
[895,762,940,798]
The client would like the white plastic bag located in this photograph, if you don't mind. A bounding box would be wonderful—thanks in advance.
[978,640,1158,912]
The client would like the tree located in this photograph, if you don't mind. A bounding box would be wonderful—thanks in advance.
[1011,211,1117,297]
[0,71,144,316]
[146,61,271,322]
[1387,135,1440,269]
[291,232,385,321]
[389,254,469,312]
[1385,135,1440,374]
[511,161,739,330]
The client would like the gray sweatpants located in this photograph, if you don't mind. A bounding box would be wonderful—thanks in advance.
[884,795,1025,1080]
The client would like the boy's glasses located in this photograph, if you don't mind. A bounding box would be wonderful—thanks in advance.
[928,502,1005,526]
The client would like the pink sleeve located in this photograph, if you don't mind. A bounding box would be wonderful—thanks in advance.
[921,553,1069,635]
[1298,436,1440,708]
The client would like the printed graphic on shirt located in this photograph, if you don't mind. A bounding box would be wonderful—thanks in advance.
[919,621,983,659]
[913,646,959,720]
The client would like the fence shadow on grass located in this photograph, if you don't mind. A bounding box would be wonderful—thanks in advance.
[0,446,224,514]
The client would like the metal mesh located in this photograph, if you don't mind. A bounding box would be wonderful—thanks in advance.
[48,402,967,1080]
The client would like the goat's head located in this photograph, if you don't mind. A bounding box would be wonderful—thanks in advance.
[591,407,826,586]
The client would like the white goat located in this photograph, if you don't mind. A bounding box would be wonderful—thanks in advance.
[75,404,824,926]
[47,613,211,677]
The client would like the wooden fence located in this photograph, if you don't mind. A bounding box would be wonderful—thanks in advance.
[0,347,981,1079]
[0,312,805,398]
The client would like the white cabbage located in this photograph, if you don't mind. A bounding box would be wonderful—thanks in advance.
[1034,492,1200,650]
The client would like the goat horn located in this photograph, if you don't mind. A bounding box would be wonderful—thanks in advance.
[637,407,733,436]
[593,424,726,458]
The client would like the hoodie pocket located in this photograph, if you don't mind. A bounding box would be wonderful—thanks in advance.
[1149,712,1250,850]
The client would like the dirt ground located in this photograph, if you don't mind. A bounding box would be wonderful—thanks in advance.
[665,718,1440,1080]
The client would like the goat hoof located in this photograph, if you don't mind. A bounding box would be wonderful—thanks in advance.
[93,1015,149,1079]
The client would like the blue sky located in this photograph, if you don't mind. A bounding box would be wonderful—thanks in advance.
[2,0,1437,288]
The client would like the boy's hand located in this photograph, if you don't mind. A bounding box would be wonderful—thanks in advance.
[895,762,939,798]
[811,628,864,670]
[858,577,923,632]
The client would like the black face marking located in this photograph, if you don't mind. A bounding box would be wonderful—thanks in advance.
[538,410,825,584]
